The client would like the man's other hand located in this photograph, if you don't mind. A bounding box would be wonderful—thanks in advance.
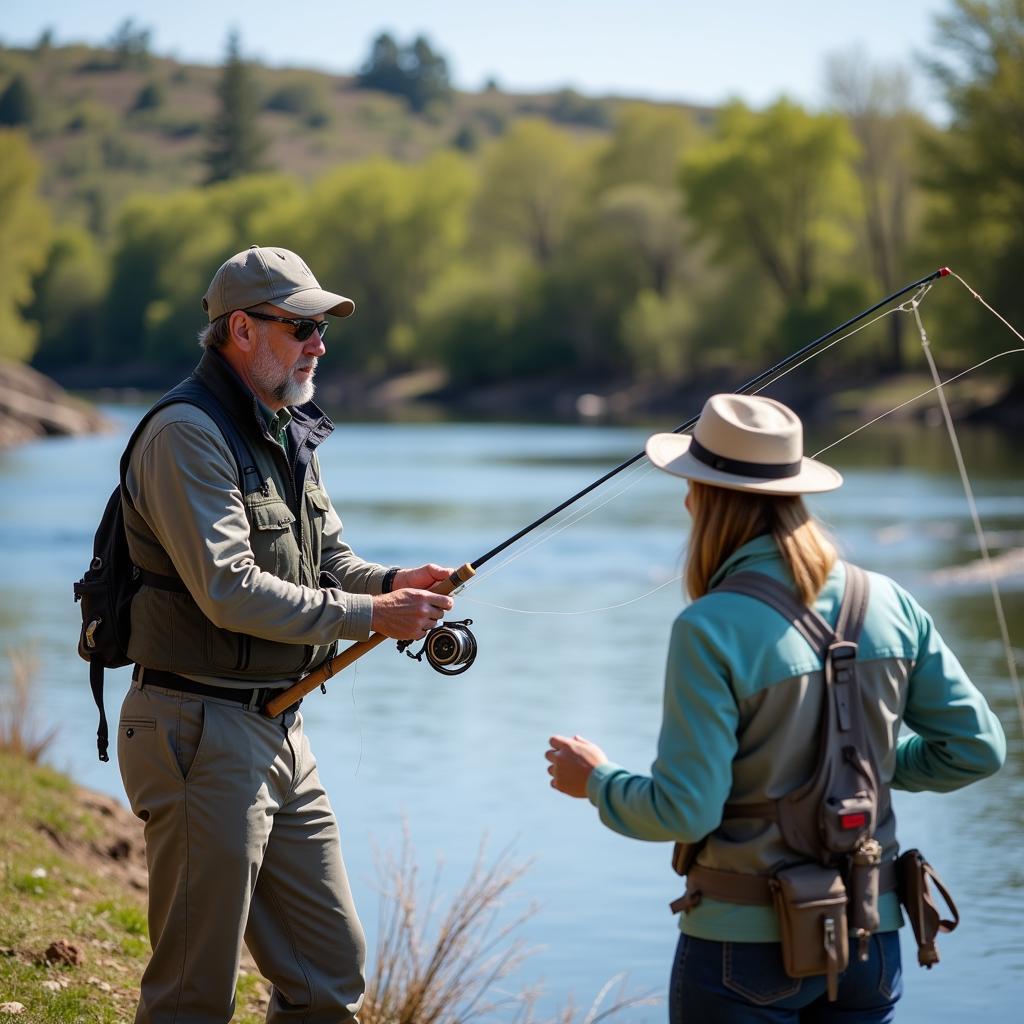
[392,564,453,591]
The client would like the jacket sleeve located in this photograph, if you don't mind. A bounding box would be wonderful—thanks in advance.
[892,594,1006,792]
[127,412,376,643]
[586,613,739,842]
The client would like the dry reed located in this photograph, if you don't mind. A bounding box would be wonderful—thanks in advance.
[362,829,657,1024]
[0,647,58,761]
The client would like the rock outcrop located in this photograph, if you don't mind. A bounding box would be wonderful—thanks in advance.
[0,361,111,447]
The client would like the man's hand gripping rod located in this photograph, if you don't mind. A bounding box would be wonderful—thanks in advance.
[262,563,476,717]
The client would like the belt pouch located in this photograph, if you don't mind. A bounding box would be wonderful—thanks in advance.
[848,838,882,961]
[671,841,702,877]
[770,863,849,1001]
[896,848,959,968]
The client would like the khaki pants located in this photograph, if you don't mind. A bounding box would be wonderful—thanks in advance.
[118,680,365,1024]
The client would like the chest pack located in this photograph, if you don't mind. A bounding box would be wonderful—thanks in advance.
[74,377,258,762]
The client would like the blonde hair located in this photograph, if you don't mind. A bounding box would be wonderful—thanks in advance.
[685,481,836,604]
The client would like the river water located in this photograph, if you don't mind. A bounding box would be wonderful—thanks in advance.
[0,407,1021,1021]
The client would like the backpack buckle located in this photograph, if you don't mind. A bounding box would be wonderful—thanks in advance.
[825,640,857,685]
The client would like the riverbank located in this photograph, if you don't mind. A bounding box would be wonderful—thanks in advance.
[45,361,1024,431]
[0,751,275,1022]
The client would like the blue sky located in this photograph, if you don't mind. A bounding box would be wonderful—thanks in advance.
[2,1,953,115]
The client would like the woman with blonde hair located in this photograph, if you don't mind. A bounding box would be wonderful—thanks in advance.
[545,394,1005,1023]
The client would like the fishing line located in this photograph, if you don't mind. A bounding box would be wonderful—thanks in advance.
[266,271,956,710]
[749,306,904,398]
[464,291,927,613]
[466,457,658,590]
[810,346,1024,458]
[907,282,1024,740]
[462,572,683,616]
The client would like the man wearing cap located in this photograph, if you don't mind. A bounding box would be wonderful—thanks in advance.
[117,246,454,1023]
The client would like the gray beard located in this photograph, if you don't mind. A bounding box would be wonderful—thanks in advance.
[251,339,316,407]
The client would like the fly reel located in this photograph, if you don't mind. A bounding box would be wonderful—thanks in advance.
[399,619,477,675]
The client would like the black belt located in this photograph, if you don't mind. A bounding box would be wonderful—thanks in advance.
[133,666,292,713]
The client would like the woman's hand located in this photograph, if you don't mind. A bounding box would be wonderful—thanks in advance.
[545,734,609,798]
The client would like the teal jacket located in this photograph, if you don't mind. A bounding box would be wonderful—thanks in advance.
[586,534,1006,941]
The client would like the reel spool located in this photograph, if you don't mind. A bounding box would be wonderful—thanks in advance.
[399,619,478,675]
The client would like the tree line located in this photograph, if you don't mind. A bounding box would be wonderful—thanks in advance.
[1,0,1021,394]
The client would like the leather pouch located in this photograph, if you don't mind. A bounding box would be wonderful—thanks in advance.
[897,848,959,968]
[770,863,849,1001]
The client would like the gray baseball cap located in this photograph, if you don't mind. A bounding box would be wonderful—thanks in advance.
[202,245,355,322]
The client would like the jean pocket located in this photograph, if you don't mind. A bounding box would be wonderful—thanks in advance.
[722,941,803,1006]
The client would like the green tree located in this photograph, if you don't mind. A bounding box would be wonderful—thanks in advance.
[407,35,451,112]
[262,153,474,372]
[30,226,108,367]
[921,0,1024,373]
[825,50,923,370]
[357,33,452,112]
[472,120,593,264]
[416,255,561,385]
[0,131,51,361]
[681,100,860,307]
[132,80,165,113]
[108,18,152,70]
[596,184,686,296]
[358,33,405,96]
[593,104,696,192]
[205,31,267,184]
[105,192,231,366]
[0,74,36,127]
[621,288,695,379]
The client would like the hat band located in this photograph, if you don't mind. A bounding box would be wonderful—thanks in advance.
[689,437,802,479]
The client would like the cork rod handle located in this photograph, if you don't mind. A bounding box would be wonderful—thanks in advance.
[262,562,475,718]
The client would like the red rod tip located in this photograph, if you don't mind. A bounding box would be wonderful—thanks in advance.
[938,266,951,277]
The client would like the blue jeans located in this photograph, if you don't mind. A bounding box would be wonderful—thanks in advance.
[669,932,902,1023]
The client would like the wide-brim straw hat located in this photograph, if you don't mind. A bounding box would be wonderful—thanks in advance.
[645,394,842,495]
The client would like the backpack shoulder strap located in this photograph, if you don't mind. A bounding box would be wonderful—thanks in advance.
[713,571,835,657]
[834,563,870,644]
[119,375,262,502]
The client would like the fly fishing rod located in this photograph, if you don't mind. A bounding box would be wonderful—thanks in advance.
[263,267,950,717]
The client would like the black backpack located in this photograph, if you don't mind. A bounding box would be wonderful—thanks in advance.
[74,377,259,761]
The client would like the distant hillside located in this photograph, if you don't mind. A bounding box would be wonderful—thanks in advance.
[0,39,711,228]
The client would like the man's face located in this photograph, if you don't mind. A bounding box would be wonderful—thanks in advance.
[248,305,327,408]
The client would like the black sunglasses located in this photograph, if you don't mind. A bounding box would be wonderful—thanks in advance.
[246,309,329,342]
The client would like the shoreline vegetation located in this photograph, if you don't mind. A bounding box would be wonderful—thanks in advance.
[3,5,1023,442]
[0,657,652,1022]
[1,359,1022,451]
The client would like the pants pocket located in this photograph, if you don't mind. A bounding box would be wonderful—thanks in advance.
[722,940,803,1006]
[173,698,208,781]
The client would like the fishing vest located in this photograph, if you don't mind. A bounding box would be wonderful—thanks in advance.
[124,349,339,681]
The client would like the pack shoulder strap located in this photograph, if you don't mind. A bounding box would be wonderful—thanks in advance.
[118,375,262,506]
[714,563,870,824]
[713,563,869,650]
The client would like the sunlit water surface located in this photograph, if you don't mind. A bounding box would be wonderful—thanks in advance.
[1,408,1020,1021]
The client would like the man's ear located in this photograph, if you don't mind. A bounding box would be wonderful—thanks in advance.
[227,310,256,353]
